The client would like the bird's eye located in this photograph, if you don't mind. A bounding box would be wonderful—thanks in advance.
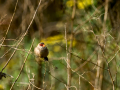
[39,44,43,46]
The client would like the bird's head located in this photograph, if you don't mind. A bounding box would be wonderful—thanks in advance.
[39,42,45,47]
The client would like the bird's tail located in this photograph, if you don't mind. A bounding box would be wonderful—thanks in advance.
[44,57,48,61]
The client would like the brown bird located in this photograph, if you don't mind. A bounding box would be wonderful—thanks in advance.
[34,42,49,61]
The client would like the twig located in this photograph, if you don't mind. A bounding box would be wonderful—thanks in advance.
[57,43,108,71]
[74,49,97,72]
[10,38,35,89]
[0,0,42,72]
[66,0,76,90]
[102,0,115,90]
[0,0,19,49]
[65,23,70,90]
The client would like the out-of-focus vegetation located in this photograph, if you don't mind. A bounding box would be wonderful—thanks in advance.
[0,0,120,90]
[66,0,93,9]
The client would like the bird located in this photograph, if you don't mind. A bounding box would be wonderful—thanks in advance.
[34,42,49,62]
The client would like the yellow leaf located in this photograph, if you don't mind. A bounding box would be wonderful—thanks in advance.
[68,40,77,47]
[77,0,93,9]
[77,1,85,9]
[41,35,64,45]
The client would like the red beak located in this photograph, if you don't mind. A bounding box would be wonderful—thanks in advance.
[43,44,45,47]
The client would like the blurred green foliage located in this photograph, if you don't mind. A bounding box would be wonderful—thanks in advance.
[0,0,120,90]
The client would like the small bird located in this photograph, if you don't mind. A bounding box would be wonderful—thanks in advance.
[34,42,49,62]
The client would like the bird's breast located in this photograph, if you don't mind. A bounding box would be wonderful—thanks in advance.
[39,47,49,58]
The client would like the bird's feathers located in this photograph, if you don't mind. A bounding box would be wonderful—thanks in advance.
[34,43,49,61]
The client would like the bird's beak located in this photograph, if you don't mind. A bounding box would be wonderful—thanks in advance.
[43,44,45,47]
